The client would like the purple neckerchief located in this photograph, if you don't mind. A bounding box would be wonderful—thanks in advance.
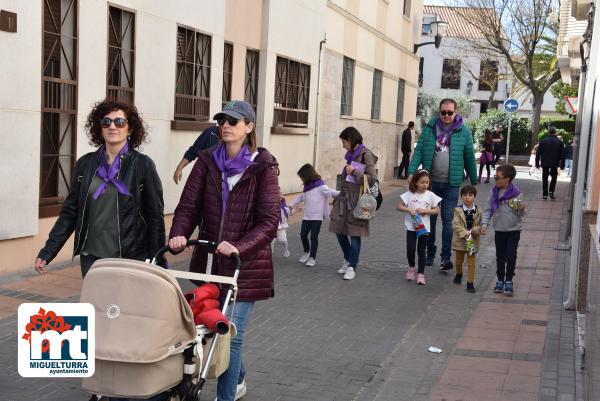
[280,198,289,219]
[435,114,464,147]
[212,143,255,215]
[491,183,521,215]
[303,179,325,193]
[92,143,132,200]
[342,143,365,175]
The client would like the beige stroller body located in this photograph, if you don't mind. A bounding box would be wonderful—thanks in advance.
[80,240,239,401]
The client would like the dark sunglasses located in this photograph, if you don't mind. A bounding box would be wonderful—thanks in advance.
[440,110,455,116]
[493,175,507,180]
[99,117,128,128]
[217,115,240,127]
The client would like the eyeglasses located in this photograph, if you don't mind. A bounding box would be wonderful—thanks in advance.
[493,175,507,180]
[100,117,128,128]
[217,115,240,127]
[440,110,455,116]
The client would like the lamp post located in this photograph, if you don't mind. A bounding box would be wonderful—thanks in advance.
[414,20,449,53]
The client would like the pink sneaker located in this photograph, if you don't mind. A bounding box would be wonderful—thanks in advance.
[406,267,416,281]
[416,273,426,285]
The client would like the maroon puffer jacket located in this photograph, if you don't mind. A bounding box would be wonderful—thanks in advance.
[170,147,280,301]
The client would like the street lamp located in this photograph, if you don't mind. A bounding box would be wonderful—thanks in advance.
[413,20,449,53]
[466,80,473,96]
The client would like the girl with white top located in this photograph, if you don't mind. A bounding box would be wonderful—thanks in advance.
[290,163,339,266]
[273,194,291,257]
[397,170,441,285]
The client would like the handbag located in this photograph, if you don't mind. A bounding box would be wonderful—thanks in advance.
[369,180,383,210]
[353,175,378,220]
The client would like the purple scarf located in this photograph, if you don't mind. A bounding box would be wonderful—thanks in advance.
[303,179,325,193]
[280,198,289,219]
[212,143,255,214]
[92,143,132,200]
[342,143,365,174]
[491,183,521,215]
[435,114,464,147]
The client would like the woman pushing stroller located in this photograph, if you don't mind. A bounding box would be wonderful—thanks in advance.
[169,100,280,401]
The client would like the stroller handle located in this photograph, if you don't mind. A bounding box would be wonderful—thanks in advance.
[153,240,241,269]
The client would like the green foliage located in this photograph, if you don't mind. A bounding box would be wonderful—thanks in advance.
[538,128,573,144]
[539,116,575,132]
[468,109,531,155]
[550,82,578,115]
[416,90,473,132]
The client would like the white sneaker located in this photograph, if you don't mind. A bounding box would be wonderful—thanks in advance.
[298,253,310,263]
[343,267,356,280]
[337,261,349,274]
[283,249,290,258]
[305,257,316,266]
[235,379,247,400]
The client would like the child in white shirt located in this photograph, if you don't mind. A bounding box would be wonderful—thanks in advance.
[272,194,291,257]
[290,163,339,266]
[397,170,441,285]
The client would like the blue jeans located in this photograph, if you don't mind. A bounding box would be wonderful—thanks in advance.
[217,301,255,401]
[427,182,459,263]
[336,234,361,269]
[565,159,572,176]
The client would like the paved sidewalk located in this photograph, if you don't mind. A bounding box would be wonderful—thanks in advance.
[0,170,576,401]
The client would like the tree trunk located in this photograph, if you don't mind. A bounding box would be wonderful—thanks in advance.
[488,87,496,109]
[530,93,544,148]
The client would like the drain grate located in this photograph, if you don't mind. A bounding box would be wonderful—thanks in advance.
[521,319,548,326]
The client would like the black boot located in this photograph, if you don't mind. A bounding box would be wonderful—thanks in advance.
[453,274,463,284]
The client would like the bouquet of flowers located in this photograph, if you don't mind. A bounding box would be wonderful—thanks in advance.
[508,197,522,210]
[465,233,476,256]
[412,213,429,238]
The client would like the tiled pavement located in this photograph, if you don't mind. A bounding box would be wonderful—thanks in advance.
[0,169,577,401]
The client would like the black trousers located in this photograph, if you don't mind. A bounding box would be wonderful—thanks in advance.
[398,152,410,178]
[492,147,502,166]
[407,230,428,274]
[300,220,322,258]
[494,231,521,282]
[542,167,558,196]
[479,162,491,180]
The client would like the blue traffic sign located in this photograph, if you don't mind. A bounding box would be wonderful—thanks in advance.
[504,98,519,113]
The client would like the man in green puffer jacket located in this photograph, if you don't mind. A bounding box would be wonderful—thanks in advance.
[408,98,478,272]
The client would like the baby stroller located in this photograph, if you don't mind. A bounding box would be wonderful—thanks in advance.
[80,240,240,401]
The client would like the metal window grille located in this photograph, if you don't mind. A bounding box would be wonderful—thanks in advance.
[174,27,211,121]
[274,56,310,127]
[396,79,406,123]
[340,56,355,115]
[441,59,461,89]
[222,42,233,106]
[245,49,259,112]
[371,69,382,120]
[107,6,135,104]
[40,0,78,217]
[478,60,498,91]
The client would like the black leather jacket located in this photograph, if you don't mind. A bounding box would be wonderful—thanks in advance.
[38,149,166,265]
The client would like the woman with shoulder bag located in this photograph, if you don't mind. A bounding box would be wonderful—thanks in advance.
[329,127,378,281]
[35,99,166,278]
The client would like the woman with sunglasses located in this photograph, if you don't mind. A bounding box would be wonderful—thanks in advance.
[35,99,166,278]
[169,100,280,401]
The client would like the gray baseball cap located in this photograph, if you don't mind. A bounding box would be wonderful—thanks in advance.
[213,100,256,123]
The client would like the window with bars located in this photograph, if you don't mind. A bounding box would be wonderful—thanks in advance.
[222,42,233,106]
[245,49,259,112]
[371,69,382,120]
[396,79,406,123]
[107,6,135,104]
[418,57,424,87]
[478,60,499,91]
[274,56,310,127]
[40,0,78,217]
[441,59,461,89]
[340,56,355,116]
[174,27,211,121]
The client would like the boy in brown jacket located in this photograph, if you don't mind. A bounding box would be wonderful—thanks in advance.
[452,185,483,292]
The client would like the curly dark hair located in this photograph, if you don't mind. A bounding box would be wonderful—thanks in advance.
[409,169,431,193]
[85,99,148,149]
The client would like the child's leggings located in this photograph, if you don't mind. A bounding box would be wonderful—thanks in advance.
[300,220,322,258]
[406,230,427,274]
[495,230,521,282]
[455,250,476,283]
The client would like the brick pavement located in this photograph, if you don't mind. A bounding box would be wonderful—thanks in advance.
[0,169,577,401]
